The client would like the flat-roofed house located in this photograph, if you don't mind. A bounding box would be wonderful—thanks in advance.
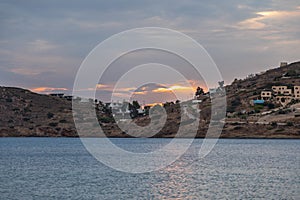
[276,96,292,107]
[261,91,272,100]
[272,86,292,96]
[294,86,300,99]
[280,62,288,67]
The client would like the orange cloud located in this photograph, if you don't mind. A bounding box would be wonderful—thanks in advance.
[31,87,68,93]
[152,87,171,93]
[96,84,111,89]
[152,85,193,93]
[133,91,147,95]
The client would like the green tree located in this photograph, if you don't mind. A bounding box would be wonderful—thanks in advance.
[267,103,275,110]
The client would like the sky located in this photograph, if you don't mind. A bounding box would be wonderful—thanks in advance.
[1,0,300,104]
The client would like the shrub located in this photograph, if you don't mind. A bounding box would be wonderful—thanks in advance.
[231,97,241,107]
[24,107,31,112]
[47,112,54,119]
[267,103,275,110]
[59,119,67,123]
[99,117,114,123]
[48,122,58,127]
[287,122,293,126]
[285,70,297,77]
[278,110,287,114]
[23,118,30,122]
[6,98,12,102]
[254,105,264,113]
[271,122,277,127]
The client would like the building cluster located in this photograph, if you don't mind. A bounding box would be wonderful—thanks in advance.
[105,101,146,120]
[260,85,300,106]
[49,93,73,101]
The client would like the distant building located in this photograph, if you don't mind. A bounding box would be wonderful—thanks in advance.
[192,99,202,104]
[280,62,288,67]
[254,84,299,108]
[246,74,255,79]
[294,86,300,99]
[108,102,124,110]
[261,91,272,100]
[272,86,292,96]
[137,108,145,116]
[276,96,292,106]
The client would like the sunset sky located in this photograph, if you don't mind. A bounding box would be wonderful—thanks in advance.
[1,0,300,103]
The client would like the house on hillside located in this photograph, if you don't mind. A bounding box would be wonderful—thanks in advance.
[294,86,300,99]
[280,62,288,67]
[107,102,131,120]
[261,91,272,100]
[258,85,300,107]
[272,86,292,96]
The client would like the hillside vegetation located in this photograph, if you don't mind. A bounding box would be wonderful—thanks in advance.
[0,62,300,138]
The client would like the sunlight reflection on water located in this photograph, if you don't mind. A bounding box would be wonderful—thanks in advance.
[0,138,299,199]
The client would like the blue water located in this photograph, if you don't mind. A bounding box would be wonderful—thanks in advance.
[0,138,299,199]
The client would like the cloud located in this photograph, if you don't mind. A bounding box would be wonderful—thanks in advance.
[237,16,266,30]
[132,91,147,95]
[66,18,122,30]
[28,39,58,52]
[236,8,300,30]
[96,84,111,90]
[10,68,41,76]
[152,85,192,93]
[31,87,68,93]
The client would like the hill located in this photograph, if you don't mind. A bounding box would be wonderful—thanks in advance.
[225,61,300,113]
[0,61,300,138]
[0,87,76,136]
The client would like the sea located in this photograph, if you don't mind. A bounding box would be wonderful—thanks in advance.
[0,138,299,199]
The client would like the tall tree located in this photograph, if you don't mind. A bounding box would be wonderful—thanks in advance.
[195,86,204,97]
[132,100,140,109]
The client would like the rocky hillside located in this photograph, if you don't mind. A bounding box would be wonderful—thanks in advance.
[0,62,300,138]
[0,87,76,136]
[225,61,300,113]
